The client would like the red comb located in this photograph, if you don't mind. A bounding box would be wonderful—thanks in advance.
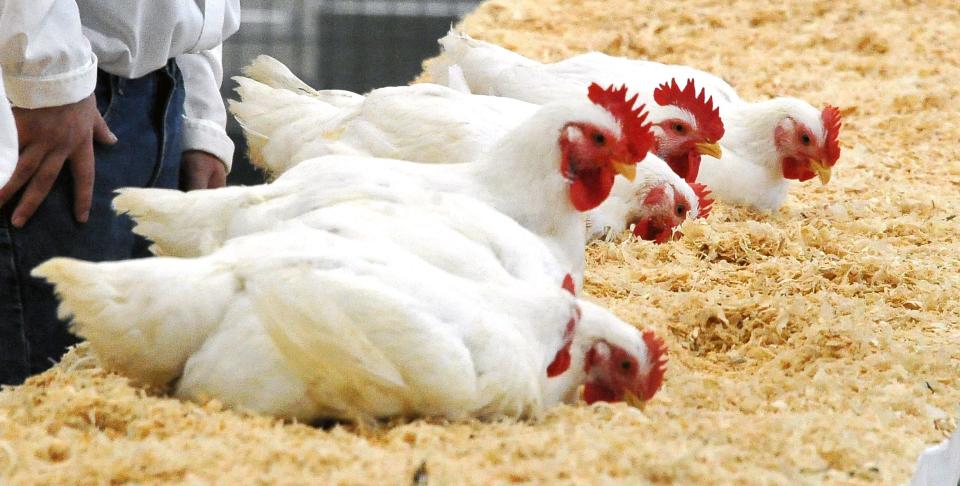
[587,83,655,161]
[561,273,576,295]
[640,329,668,401]
[546,308,579,378]
[653,79,725,142]
[689,182,714,219]
[821,105,842,165]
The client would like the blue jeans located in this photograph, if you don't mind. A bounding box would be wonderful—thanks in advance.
[0,60,185,385]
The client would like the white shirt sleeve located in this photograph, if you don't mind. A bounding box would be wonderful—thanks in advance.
[177,45,235,172]
[0,0,98,109]
[0,66,17,188]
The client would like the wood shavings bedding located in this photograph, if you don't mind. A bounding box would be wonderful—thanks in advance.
[2,0,959,484]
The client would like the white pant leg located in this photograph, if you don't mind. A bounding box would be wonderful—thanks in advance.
[0,66,17,187]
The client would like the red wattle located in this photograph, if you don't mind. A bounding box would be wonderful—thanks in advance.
[633,219,651,239]
[685,151,702,183]
[562,274,576,295]
[781,156,816,182]
[569,167,616,211]
[582,382,619,404]
[653,228,672,244]
[546,348,571,378]
[664,153,690,182]
[546,318,578,377]
[635,219,669,243]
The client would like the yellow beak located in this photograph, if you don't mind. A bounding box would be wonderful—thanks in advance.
[695,141,723,159]
[612,159,637,182]
[810,159,832,185]
[623,391,646,409]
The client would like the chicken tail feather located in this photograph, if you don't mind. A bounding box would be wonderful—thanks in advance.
[427,29,533,91]
[242,55,318,96]
[112,186,255,257]
[32,256,236,387]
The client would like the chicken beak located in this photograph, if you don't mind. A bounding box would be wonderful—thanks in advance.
[612,159,637,182]
[809,159,832,185]
[623,391,646,410]
[694,141,723,159]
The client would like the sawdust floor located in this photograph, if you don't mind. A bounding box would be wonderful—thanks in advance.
[2,0,960,484]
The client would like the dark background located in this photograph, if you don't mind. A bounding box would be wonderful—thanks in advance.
[221,0,481,185]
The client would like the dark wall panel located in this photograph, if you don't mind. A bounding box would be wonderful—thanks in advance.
[222,0,479,186]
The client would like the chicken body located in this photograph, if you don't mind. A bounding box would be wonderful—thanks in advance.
[35,193,666,422]
[229,57,701,245]
[127,83,649,285]
[429,31,841,211]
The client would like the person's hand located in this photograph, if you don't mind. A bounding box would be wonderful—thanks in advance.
[0,95,116,228]
[180,150,226,191]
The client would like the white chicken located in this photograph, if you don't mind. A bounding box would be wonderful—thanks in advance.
[428,30,842,211]
[118,81,654,287]
[586,157,713,243]
[34,190,668,422]
[229,56,708,245]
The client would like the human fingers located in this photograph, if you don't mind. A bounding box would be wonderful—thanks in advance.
[92,111,117,145]
[0,143,47,208]
[69,140,96,223]
[11,152,67,227]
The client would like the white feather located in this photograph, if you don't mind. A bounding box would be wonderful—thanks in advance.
[31,256,238,386]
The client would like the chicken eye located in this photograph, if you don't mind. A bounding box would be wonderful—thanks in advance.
[676,204,687,216]
[620,360,632,371]
[801,133,811,145]
[673,124,685,133]
[592,133,606,145]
